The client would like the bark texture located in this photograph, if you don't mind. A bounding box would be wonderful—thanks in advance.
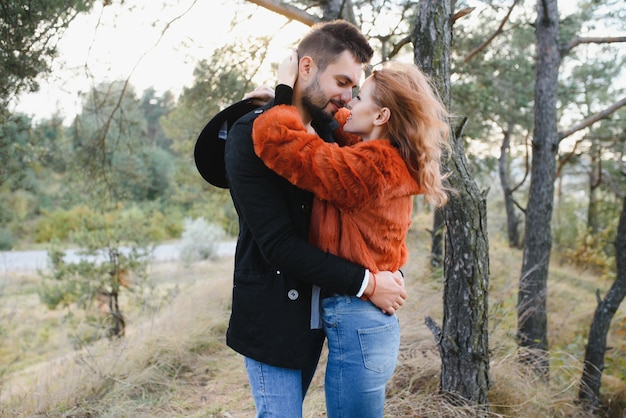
[499,129,521,248]
[578,196,626,411]
[415,0,490,408]
[516,0,560,375]
[431,209,444,266]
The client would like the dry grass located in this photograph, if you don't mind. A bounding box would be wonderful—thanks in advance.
[1,219,625,417]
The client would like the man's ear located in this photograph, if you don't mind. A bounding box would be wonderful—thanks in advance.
[374,107,391,126]
[299,56,315,80]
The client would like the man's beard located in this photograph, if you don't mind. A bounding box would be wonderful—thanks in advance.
[301,78,335,124]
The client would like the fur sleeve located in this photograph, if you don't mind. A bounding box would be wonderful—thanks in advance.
[252,105,414,208]
[333,108,362,146]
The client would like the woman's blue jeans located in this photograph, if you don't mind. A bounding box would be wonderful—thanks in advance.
[322,295,400,418]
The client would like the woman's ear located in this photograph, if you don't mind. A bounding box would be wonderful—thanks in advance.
[374,107,391,126]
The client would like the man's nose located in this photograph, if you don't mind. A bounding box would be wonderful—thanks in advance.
[340,88,353,104]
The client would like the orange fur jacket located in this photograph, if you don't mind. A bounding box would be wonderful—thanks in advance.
[252,105,423,273]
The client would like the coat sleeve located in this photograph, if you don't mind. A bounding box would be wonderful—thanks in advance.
[333,108,362,146]
[225,111,365,295]
[252,105,403,209]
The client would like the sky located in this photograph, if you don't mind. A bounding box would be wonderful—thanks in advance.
[10,0,613,125]
[11,0,310,123]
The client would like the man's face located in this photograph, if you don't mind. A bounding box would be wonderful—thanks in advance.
[301,50,363,123]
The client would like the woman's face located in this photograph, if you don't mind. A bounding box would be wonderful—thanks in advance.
[343,77,382,140]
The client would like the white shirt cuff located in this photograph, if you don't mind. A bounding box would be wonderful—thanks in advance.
[356,269,369,297]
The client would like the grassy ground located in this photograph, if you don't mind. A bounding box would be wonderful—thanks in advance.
[1,220,625,417]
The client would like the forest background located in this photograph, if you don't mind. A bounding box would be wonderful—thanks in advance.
[1,0,626,416]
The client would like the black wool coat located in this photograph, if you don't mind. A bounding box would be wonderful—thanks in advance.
[224,102,366,369]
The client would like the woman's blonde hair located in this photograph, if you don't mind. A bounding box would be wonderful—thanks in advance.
[371,62,451,207]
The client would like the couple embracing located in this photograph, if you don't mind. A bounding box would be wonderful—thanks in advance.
[198,19,449,418]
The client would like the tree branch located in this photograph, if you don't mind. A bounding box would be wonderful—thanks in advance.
[246,0,320,26]
[385,35,412,61]
[510,130,532,196]
[425,316,444,359]
[454,116,469,139]
[563,36,626,55]
[559,97,626,141]
[556,137,581,178]
[464,0,520,63]
[452,7,475,24]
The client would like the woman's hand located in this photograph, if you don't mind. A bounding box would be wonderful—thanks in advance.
[366,271,407,315]
[277,49,298,88]
[242,50,297,106]
[242,85,275,106]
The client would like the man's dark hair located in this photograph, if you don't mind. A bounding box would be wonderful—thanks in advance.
[297,20,374,71]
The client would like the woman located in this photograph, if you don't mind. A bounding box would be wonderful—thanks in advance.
[252,55,450,417]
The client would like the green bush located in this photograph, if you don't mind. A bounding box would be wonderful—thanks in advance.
[565,226,617,280]
[0,227,14,250]
[552,199,585,252]
[146,209,183,241]
[35,206,99,243]
[34,204,183,244]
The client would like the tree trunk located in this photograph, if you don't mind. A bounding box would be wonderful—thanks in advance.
[578,196,626,412]
[415,0,490,409]
[320,0,356,23]
[516,0,560,376]
[499,129,521,248]
[587,145,601,234]
[431,209,444,267]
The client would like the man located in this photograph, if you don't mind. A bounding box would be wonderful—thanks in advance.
[224,20,406,417]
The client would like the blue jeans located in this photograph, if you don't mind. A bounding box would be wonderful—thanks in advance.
[322,295,400,418]
[244,332,323,418]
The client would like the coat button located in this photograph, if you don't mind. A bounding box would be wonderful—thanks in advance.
[288,289,299,300]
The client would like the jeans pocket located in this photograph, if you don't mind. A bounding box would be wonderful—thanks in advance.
[358,319,400,373]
